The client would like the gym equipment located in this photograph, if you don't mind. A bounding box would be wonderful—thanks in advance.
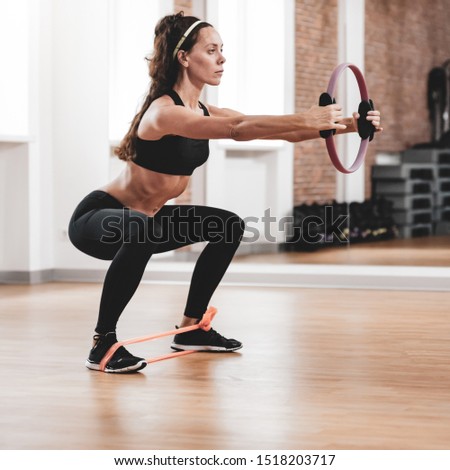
[319,63,376,174]
[99,306,218,372]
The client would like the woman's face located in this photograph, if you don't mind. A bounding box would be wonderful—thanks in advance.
[183,27,226,86]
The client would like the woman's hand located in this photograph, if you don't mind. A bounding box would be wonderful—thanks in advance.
[305,104,347,131]
[351,109,383,134]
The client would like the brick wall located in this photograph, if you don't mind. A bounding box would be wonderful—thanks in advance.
[171,1,450,206]
[294,0,450,205]
[294,0,338,205]
[364,0,450,197]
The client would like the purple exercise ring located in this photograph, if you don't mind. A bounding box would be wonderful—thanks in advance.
[322,63,371,174]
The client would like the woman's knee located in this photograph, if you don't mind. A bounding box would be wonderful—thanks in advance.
[226,212,245,243]
[203,210,245,244]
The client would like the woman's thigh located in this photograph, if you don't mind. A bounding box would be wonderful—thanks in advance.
[152,204,243,254]
[69,199,242,259]
[70,207,162,260]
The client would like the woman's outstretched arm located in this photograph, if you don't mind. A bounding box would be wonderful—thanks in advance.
[139,95,347,142]
[207,105,383,142]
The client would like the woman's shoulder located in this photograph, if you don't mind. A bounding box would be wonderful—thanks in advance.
[150,94,177,110]
[140,94,184,139]
[144,95,178,123]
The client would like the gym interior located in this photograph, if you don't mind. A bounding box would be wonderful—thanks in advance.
[1,0,450,453]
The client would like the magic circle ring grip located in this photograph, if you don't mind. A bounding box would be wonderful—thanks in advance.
[318,63,376,174]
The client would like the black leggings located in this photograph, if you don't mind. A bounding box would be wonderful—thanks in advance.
[68,190,245,334]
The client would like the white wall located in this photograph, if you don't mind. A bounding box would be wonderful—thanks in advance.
[336,0,366,203]
[0,0,173,278]
[29,0,55,272]
[0,0,54,276]
[54,0,174,271]
[0,142,30,271]
[0,0,29,137]
[52,0,111,271]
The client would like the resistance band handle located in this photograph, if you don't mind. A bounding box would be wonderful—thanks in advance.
[357,99,376,141]
[318,92,336,139]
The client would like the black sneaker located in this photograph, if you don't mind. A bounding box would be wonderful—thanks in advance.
[171,327,242,352]
[85,332,147,373]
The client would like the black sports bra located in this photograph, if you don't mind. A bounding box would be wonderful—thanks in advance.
[133,90,210,176]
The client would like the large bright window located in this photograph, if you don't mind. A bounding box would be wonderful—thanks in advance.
[0,0,29,137]
[209,0,287,115]
[108,0,172,141]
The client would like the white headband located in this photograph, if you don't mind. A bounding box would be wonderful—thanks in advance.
[172,20,203,59]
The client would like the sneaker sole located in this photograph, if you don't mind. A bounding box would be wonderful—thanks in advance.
[85,360,147,373]
[170,343,243,352]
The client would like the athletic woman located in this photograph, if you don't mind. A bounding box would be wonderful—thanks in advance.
[68,12,382,373]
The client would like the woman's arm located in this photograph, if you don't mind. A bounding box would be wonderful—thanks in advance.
[207,105,383,142]
[260,117,357,142]
[140,96,347,142]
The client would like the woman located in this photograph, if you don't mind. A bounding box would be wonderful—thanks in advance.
[68,12,382,373]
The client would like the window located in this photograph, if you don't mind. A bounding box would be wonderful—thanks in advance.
[0,0,29,137]
[209,0,287,116]
[108,0,172,142]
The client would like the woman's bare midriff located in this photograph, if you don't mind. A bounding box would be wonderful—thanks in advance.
[99,161,189,217]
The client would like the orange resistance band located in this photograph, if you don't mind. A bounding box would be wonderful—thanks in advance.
[99,306,218,371]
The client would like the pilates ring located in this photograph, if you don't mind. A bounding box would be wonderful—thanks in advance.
[319,63,376,174]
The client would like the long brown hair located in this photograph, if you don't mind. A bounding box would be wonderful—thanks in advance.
[114,12,212,162]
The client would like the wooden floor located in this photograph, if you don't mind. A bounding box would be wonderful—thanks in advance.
[235,235,450,267]
[1,281,450,450]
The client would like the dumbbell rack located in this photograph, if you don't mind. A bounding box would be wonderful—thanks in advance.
[372,148,450,238]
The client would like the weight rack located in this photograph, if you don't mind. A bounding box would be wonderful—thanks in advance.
[371,148,450,238]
